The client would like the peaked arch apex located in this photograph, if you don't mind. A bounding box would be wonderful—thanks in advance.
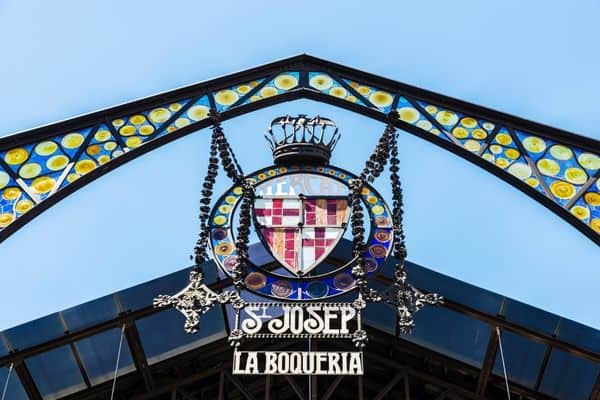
[0,56,598,245]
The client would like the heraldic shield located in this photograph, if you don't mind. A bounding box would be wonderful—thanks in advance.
[254,195,349,276]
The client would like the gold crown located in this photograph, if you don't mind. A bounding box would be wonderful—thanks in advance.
[265,115,340,165]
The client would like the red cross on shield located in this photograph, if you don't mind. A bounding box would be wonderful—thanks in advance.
[254,196,349,275]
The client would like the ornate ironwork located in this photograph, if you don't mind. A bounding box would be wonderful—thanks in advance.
[266,114,340,165]
[348,112,442,327]
[153,270,244,334]
[383,265,443,334]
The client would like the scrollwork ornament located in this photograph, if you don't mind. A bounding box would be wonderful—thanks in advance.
[352,329,369,348]
[153,270,245,334]
[383,263,443,334]
[228,329,245,347]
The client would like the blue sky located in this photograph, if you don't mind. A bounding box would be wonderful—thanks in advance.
[0,0,598,330]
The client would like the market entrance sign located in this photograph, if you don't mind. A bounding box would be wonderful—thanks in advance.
[154,114,442,376]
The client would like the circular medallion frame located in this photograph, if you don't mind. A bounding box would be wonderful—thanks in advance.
[208,164,393,301]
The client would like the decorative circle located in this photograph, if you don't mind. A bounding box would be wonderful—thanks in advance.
[591,219,600,234]
[15,199,33,214]
[274,74,298,90]
[309,74,333,91]
[464,140,480,152]
[75,159,96,175]
[329,87,347,98]
[149,108,171,123]
[452,127,468,139]
[526,177,539,188]
[306,281,328,298]
[584,192,600,207]
[2,187,21,200]
[139,125,155,136]
[0,172,9,190]
[47,155,69,171]
[215,242,233,256]
[31,176,55,194]
[578,153,600,170]
[260,86,278,98]
[87,145,101,156]
[126,137,142,148]
[212,228,228,240]
[371,205,384,215]
[19,163,41,179]
[369,245,387,258]
[472,129,487,140]
[62,133,84,149]
[333,273,355,290]
[4,148,28,165]
[0,213,14,228]
[213,215,227,226]
[495,133,512,146]
[564,167,587,185]
[369,91,393,108]
[504,149,520,160]
[550,181,576,200]
[188,105,209,121]
[223,256,239,271]
[375,216,391,227]
[245,272,267,290]
[215,90,239,106]
[364,258,378,273]
[271,280,293,298]
[522,136,546,153]
[374,230,391,242]
[435,110,458,126]
[461,117,477,128]
[549,145,573,160]
[218,205,232,214]
[570,205,590,220]
[175,118,190,128]
[237,85,250,94]
[130,115,146,125]
[508,163,532,179]
[490,145,502,154]
[35,141,58,156]
[537,159,560,176]
[398,107,419,123]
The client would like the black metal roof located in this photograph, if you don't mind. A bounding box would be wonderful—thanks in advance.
[1,240,599,399]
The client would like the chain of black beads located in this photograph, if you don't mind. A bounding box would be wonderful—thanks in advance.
[389,128,407,265]
[192,109,248,271]
[211,110,243,182]
[233,179,254,288]
[192,126,220,267]
[349,112,399,300]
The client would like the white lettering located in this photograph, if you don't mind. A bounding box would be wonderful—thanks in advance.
[233,351,363,375]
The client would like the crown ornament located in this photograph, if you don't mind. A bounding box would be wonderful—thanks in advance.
[265,114,341,165]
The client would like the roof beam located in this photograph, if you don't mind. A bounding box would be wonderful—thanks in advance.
[14,361,42,400]
[284,376,305,400]
[264,374,271,400]
[374,274,600,364]
[321,375,343,400]
[475,328,499,395]
[124,322,155,392]
[0,276,233,367]
[373,371,403,400]
[590,372,600,400]
[225,371,257,400]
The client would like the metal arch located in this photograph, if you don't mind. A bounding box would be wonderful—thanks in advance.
[0,54,598,245]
